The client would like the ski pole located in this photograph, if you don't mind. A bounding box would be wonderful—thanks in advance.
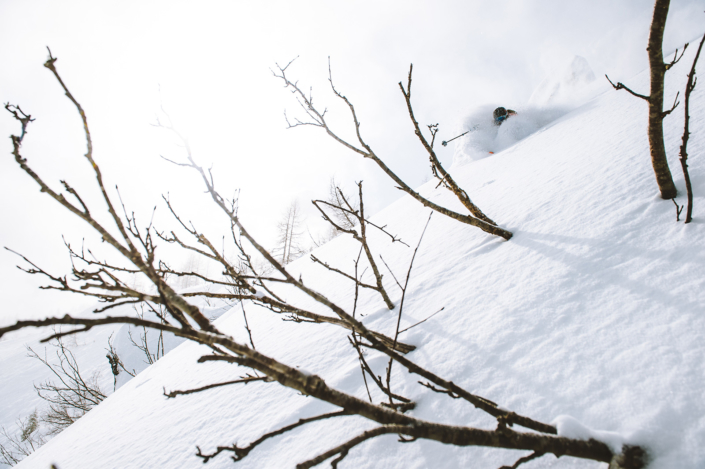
[441,126,477,147]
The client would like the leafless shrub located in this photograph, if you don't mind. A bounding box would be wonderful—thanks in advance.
[0,49,646,468]
[27,337,106,436]
[128,303,167,365]
[274,200,307,265]
[0,410,46,466]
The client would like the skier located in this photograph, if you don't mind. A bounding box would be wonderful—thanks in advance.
[493,107,517,125]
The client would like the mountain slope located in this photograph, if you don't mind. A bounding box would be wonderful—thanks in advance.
[11,42,705,469]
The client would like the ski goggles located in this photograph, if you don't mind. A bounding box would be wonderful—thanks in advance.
[495,114,508,123]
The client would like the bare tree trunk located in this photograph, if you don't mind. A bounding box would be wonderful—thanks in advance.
[647,0,677,199]
[606,0,686,200]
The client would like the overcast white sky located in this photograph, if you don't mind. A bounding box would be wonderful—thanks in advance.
[1,0,703,321]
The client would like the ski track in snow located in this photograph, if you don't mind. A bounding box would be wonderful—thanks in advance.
[2,42,705,468]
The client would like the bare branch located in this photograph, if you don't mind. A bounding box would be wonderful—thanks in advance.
[4,103,35,142]
[348,336,411,405]
[605,75,650,101]
[164,375,268,399]
[499,451,546,469]
[196,410,350,463]
[419,380,460,399]
[679,35,705,223]
[297,425,405,469]
[665,43,688,70]
[312,199,409,246]
[310,254,379,290]
[672,198,684,222]
[661,91,680,118]
[399,306,446,334]
[399,65,498,226]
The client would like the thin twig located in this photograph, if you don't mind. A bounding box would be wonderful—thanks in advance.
[386,213,433,404]
[163,375,267,398]
[398,306,446,334]
[679,35,705,223]
[196,410,350,463]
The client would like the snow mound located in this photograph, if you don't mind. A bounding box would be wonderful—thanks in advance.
[553,415,624,454]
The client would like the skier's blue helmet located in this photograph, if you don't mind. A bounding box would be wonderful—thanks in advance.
[493,107,508,124]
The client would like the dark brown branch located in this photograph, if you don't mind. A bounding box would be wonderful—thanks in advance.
[239,300,257,350]
[301,423,622,469]
[196,410,350,463]
[42,47,143,273]
[679,35,705,223]
[297,426,404,469]
[60,180,90,215]
[163,375,267,398]
[661,91,680,118]
[499,451,546,469]
[354,181,395,310]
[605,75,650,101]
[672,198,684,222]
[2,313,634,467]
[378,254,403,290]
[420,380,460,399]
[665,44,688,70]
[178,150,549,432]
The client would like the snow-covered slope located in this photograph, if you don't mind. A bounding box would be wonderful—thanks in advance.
[9,42,705,469]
